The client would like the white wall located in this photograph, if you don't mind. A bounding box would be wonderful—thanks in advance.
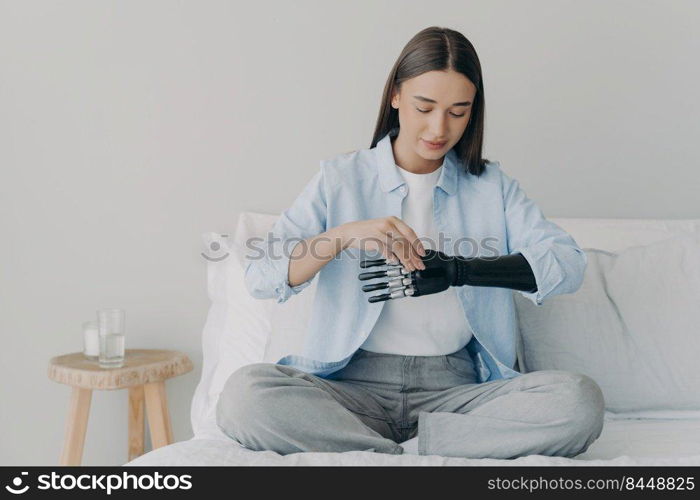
[1,0,698,465]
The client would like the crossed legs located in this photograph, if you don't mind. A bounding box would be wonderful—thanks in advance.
[216,363,605,459]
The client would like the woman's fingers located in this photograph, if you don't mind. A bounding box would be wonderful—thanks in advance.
[378,239,399,265]
[390,237,414,271]
[386,254,400,265]
[375,229,411,271]
[382,228,422,272]
[388,218,426,270]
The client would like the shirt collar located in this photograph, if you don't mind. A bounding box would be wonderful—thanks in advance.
[374,127,459,196]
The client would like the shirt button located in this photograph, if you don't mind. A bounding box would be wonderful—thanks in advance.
[400,186,406,194]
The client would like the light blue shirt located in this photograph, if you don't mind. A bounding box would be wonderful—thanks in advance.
[244,127,587,383]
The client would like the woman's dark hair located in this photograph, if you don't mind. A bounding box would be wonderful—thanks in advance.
[371,26,489,176]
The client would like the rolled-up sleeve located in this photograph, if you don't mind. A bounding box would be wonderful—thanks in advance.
[499,164,587,306]
[243,165,328,303]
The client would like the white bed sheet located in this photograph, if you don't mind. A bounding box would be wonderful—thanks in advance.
[125,416,700,466]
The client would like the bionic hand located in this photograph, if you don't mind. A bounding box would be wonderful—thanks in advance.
[358,249,538,303]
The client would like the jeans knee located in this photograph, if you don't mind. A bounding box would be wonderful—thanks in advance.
[561,372,606,443]
[215,363,279,441]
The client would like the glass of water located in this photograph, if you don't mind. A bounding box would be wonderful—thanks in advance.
[97,308,126,368]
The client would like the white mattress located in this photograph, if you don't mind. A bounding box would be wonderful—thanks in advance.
[125,416,700,466]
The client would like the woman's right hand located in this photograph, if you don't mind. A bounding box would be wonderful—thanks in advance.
[338,216,426,271]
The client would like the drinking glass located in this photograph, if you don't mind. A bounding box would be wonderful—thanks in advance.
[97,308,126,368]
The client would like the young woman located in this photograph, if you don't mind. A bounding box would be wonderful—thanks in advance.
[217,26,605,459]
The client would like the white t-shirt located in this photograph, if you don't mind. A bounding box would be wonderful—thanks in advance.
[360,162,474,355]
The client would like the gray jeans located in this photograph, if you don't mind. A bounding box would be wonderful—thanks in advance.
[216,348,605,459]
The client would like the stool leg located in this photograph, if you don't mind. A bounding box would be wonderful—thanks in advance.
[144,381,174,449]
[128,385,145,460]
[59,387,92,466]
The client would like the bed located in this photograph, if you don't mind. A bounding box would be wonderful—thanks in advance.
[126,416,700,466]
[126,215,700,466]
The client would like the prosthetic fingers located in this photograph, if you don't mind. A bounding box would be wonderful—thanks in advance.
[358,249,538,303]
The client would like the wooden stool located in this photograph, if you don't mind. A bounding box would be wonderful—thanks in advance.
[48,349,193,465]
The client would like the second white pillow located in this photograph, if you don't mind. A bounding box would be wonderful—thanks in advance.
[515,235,700,413]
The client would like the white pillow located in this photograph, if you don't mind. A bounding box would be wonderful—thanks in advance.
[189,230,270,440]
[190,211,319,439]
[232,211,318,364]
[515,235,700,413]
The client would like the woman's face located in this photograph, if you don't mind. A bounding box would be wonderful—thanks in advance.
[391,69,477,163]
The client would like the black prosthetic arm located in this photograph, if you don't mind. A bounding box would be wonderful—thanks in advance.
[451,253,538,291]
[358,249,537,303]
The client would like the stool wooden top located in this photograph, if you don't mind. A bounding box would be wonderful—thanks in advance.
[48,349,193,390]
